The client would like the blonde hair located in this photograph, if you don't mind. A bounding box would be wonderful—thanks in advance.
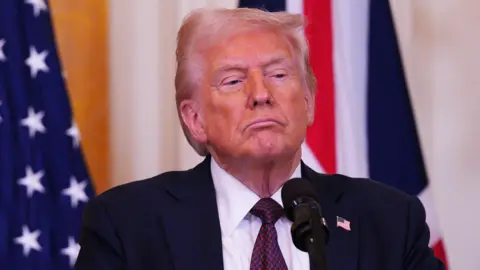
[174,7,317,156]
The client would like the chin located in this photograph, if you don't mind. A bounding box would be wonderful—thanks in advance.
[242,133,297,159]
[247,144,290,160]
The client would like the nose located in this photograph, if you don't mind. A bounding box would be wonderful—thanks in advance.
[247,71,273,108]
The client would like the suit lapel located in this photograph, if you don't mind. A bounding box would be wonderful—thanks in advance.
[302,163,359,270]
[163,156,224,270]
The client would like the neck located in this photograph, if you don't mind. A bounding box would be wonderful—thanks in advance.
[211,150,302,198]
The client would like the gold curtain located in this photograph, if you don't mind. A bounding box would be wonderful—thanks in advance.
[50,1,110,194]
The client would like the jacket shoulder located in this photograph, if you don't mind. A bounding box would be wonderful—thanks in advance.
[326,173,416,204]
[315,173,420,220]
[86,169,189,217]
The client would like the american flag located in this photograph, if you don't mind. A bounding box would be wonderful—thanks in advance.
[336,216,351,231]
[0,0,95,269]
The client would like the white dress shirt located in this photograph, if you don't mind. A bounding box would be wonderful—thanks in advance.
[211,158,310,270]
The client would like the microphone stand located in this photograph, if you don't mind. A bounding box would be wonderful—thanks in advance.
[305,205,328,270]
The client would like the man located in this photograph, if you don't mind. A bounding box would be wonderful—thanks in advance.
[74,7,445,270]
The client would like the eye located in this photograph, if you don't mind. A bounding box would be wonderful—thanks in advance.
[218,76,244,92]
[269,71,288,80]
[224,79,243,86]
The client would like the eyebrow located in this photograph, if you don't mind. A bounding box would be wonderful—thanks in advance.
[261,56,291,69]
[213,54,292,75]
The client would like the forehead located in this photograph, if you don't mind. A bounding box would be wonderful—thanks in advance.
[208,29,294,68]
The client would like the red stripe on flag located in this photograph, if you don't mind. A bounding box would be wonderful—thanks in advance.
[303,0,336,174]
[433,240,449,269]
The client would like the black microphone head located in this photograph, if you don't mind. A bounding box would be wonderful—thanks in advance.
[281,177,320,222]
[282,177,329,252]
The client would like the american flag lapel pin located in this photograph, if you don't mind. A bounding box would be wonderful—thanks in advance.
[336,216,351,231]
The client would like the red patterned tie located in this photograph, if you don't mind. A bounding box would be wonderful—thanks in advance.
[249,198,288,270]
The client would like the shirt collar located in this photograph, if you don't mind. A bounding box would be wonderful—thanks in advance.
[211,157,302,237]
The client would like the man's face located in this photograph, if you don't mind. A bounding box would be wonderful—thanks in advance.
[183,28,314,160]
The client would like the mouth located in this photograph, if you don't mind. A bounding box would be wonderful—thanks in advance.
[245,118,284,130]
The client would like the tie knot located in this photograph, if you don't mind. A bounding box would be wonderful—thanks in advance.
[250,198,284,224]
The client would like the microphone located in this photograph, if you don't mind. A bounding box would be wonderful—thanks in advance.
[282,178,329,270]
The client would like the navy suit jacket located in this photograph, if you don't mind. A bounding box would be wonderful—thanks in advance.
[74,156,445,270]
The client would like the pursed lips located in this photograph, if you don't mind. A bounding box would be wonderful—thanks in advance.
[245,118,284,129]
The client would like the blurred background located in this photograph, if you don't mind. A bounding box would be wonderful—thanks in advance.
[1,0,479,269]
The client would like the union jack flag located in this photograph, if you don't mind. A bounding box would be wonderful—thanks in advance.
[239,0,447,267]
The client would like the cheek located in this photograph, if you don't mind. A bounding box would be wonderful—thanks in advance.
[204,93,244,132]
[284,92,309,125]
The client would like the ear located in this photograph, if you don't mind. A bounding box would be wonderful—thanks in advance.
[305,90,315,126]
[179,99,207,143]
